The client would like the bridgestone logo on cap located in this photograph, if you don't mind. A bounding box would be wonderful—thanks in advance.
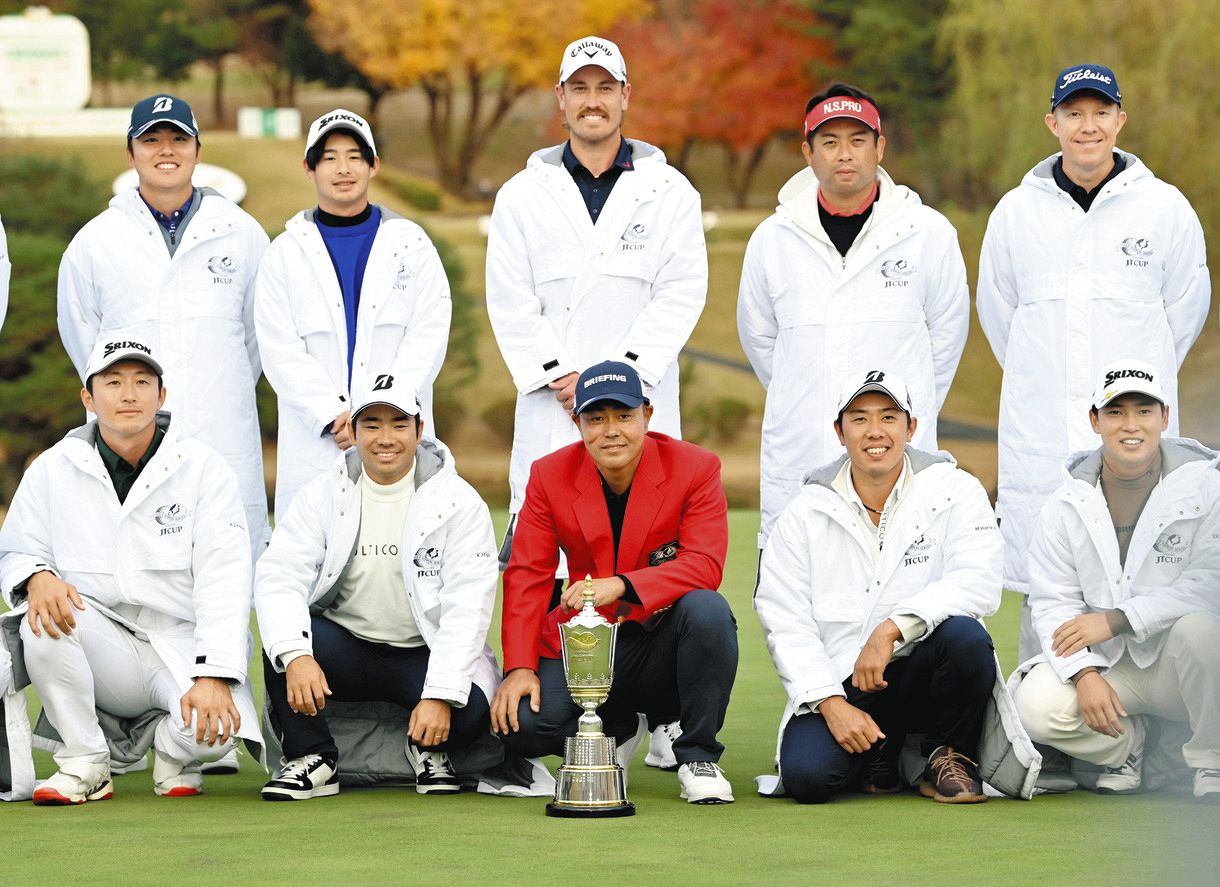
[104,341,151,357]
[584,374,628,388]
[1104,368,1153,387]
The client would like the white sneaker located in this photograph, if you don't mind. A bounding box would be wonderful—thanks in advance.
[645,721,681,771]
[406,743,461,794]
[153,749,203,797]
[201,748,240,775]
[677,761,734,804]
[1096,749,1142,794]
[261,754,340,801]
[1194,768,1220,805]
[33,769,114,806]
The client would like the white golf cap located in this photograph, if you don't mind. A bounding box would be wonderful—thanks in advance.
[85,337,164,381]
[351,373,421,420]
[559,36,627,84]
[305,108,377,157]
[1092,359,1165,409]
[835,369,914,421]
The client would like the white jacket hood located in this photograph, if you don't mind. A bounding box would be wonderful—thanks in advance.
[1020,148,1151,195]
[1061,436,1218,486]
[525,138,666,171]
[799,446,955,489]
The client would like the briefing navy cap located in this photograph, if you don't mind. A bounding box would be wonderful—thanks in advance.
[573,360,649,415]
[84,337,164,381]
[1051,64,1121,109]
[351,372,421,420]
[128,94,198,139]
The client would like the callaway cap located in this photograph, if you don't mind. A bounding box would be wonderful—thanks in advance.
[128,94,198,139]
[804,92,882,137]
[84,337,164,381]
[1091,359,1164,409]
[573,360,649,415]
[559,36,627,84]
[1051,64,1121,109]
[351,373,421,420]
[305,109,378,157]
[835,369,913,422]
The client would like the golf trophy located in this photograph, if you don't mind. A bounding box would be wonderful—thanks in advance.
[546,575,636,817]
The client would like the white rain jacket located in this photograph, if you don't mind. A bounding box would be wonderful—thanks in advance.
[0,415,262,798]
[1025,438,1220,683]
[57,187,271,549]
[254,207,451,518]
[486,139,707,515]
[738,168,968,547]
[755,449,1039,798]
[0,213,9,335]
[978,151,1210,593]
[256,439,499,708]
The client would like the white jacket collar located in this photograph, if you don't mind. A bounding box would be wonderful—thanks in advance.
[1063,437,1220,486]
[527,138,665,171]
[339,436,454,491]
[776,166,916,241]
[1022,148,1150,194]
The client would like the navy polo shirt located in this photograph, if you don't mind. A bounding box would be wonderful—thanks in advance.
[562,138,635,223]
[1053,152,1126,211]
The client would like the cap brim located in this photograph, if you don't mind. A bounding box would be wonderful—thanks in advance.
[306,123,376,156]
[88,355,164,379]
[573,393,648,415]
[352,399,420,420]
[1053,85,1120,108]
[130,118,197,138]
[837,383,908,417]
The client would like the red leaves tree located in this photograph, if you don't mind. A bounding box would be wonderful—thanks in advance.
[614,0,828,207]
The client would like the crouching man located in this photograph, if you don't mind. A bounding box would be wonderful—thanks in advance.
[0,339,260,804]
[255,373,499,800]
[1014,361,1220,803]
[492,361,738,804]
[756,370,1036,803]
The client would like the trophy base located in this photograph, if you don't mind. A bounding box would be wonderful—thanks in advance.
[546,734,636,818]
[546,800,636,818]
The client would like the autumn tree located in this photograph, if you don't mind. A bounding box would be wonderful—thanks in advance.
[613,0,825,207]
[306,0,648,195]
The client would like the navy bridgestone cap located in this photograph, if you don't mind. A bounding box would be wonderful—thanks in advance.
[573,360,650,415]
[128,94,199,139]
[1051,64,1121,109]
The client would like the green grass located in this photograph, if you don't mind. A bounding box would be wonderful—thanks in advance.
[4,511,1217,886]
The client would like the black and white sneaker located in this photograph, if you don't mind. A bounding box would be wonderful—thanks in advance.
[406,743,461,795]
[678,761,734,804]
[261,754,339,801]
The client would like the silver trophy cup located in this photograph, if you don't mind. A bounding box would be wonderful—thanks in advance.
[545,575,636,817]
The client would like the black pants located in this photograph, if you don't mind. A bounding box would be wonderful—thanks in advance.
[779,616,995,803]
[264,615,490,761]
[501,588,738,764]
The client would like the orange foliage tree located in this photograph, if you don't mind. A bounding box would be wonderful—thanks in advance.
[614,0,828,206]
[307,0,648,195]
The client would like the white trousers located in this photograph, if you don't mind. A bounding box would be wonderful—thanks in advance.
[1014,612,1220,770]
[20,605,235,780]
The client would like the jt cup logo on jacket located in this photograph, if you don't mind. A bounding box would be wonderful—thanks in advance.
[154,502,191,536]
[620,223,648,252]
[208,255,236,284]
[880,259,914,287]
[413,546,442,577]
[902,533,934,567]
[393,257,415,290]
[1152,531,1187,564]
[1120,237,1152,268]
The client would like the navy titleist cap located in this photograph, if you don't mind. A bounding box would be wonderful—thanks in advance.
[1051,64,1121,109]
[128,94,199,139]
[573,360,649,415]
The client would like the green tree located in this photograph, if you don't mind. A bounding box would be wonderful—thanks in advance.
[939,0,1220,230]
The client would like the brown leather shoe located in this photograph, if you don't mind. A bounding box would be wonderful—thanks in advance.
[919,745,987,804]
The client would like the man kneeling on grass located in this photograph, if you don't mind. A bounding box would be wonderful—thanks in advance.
[255,373,499,800]
[1014,361,1220,803]
[756,370,1036,803]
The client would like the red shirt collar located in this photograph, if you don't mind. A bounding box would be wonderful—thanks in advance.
[817,180,879,217]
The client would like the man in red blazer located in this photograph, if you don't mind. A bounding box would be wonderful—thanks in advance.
[491,361,738,804]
